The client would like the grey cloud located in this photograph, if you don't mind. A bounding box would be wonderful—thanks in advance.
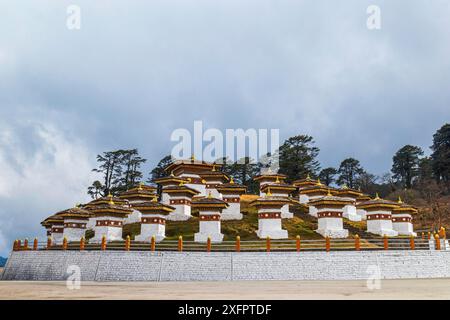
[0,0,449,254]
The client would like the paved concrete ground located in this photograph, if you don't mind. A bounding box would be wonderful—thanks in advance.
[1,279,450,299]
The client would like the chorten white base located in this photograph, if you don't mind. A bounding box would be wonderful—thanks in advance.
[342,205,361,222]
[194,232,224,243]
[299,194,309,204]
[256,229,288,239]
[166,213,192,221]
[221,203,243,220]
[308,206,318,217]
[90,226,123,243]
[392,214,416,236]
[135,222,165,242]
[356,209,367,220]
[367,219,398,237]
[316,228,348,238]
[63,228,86,242]
[256,217,288,239]
[51,232,64,245]
[316,215,348,238]
[392,222,416,236]
[281,204,293,219]
[123,210,141,225]
[166,204,192,221]
[221,212,243,220]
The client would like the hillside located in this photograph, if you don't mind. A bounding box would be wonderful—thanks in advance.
[122,196,372,240]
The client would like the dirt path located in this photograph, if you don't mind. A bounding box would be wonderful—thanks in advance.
[1,279,450,299]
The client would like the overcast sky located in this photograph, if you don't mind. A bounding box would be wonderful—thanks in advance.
[0,0,449,256]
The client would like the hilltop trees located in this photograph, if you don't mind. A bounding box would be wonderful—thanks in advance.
[337,158,365,189]
[318,167,337,186]
[86,122,450,203]
[88,149,146,199]
[226,157,261,194]
[278,135,320,182]
[391,145,424,188]
[148,155,173,181]
[431,123,450,187]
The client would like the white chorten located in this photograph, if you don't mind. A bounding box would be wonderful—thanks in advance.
[215,178,247,220]
[193,193,228,243]
[133,198,175,242]
[250,193,291,239]
[357,194,399,237]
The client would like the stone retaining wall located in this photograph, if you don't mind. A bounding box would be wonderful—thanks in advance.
[2,250,450,281]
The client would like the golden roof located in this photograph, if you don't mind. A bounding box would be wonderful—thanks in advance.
[164,158,218,174]
[199,170,230,181]
[249,196,293,208]
[337,187,363,198]
[309,194,355,207]
[298,184,331,195]
[253,173,287,182]
[260,183,296,193]
[356,195,400,211]
[292,174,317,187]
[89,201,133,216]
[216,181,247,193]
[191,197,228,210]
[131,201,175,214]
[153,175,186,185]
[56,206,91,219]
[163,185,200,195]
[119,184,157,200]
[40,214,64,227]
[392,198,418,215]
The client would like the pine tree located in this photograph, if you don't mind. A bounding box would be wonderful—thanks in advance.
[149,155,174,181]
[278,135,320,182]
[88,149,147,198]
[391,145,423,188]
[337,158,364,189]
[431,123,450,188]
[318,167,337,186]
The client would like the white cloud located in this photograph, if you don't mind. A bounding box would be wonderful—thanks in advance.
[0,118,96,256]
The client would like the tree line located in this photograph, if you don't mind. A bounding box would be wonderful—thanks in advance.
[87,123,450,200]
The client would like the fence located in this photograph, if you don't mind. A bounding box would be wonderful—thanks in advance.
[12,234,443,253]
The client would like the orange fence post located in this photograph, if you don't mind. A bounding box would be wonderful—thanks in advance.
[13,240,18,251]
[383,235,388,250]
[80,237,85,251]
[47,236,52,250]
[125,235,131,251]
[427,232,431,240]
[33,238,38,251]
[207,237,211,253]
[178,236,183,252]
[236,236,241,252]
[62,237,68,250]
[151,236,156,252]
[421,232,425,240]
[355,234,360,251]
[101,235,107,251]
[23,239,28,250]
[296,235,301,252]
[17,240,22,251]
[325,236,330,252]
[440,227,446,239]
[435,234,441,250]
[410,236,415,250]
[266,236,271,252]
